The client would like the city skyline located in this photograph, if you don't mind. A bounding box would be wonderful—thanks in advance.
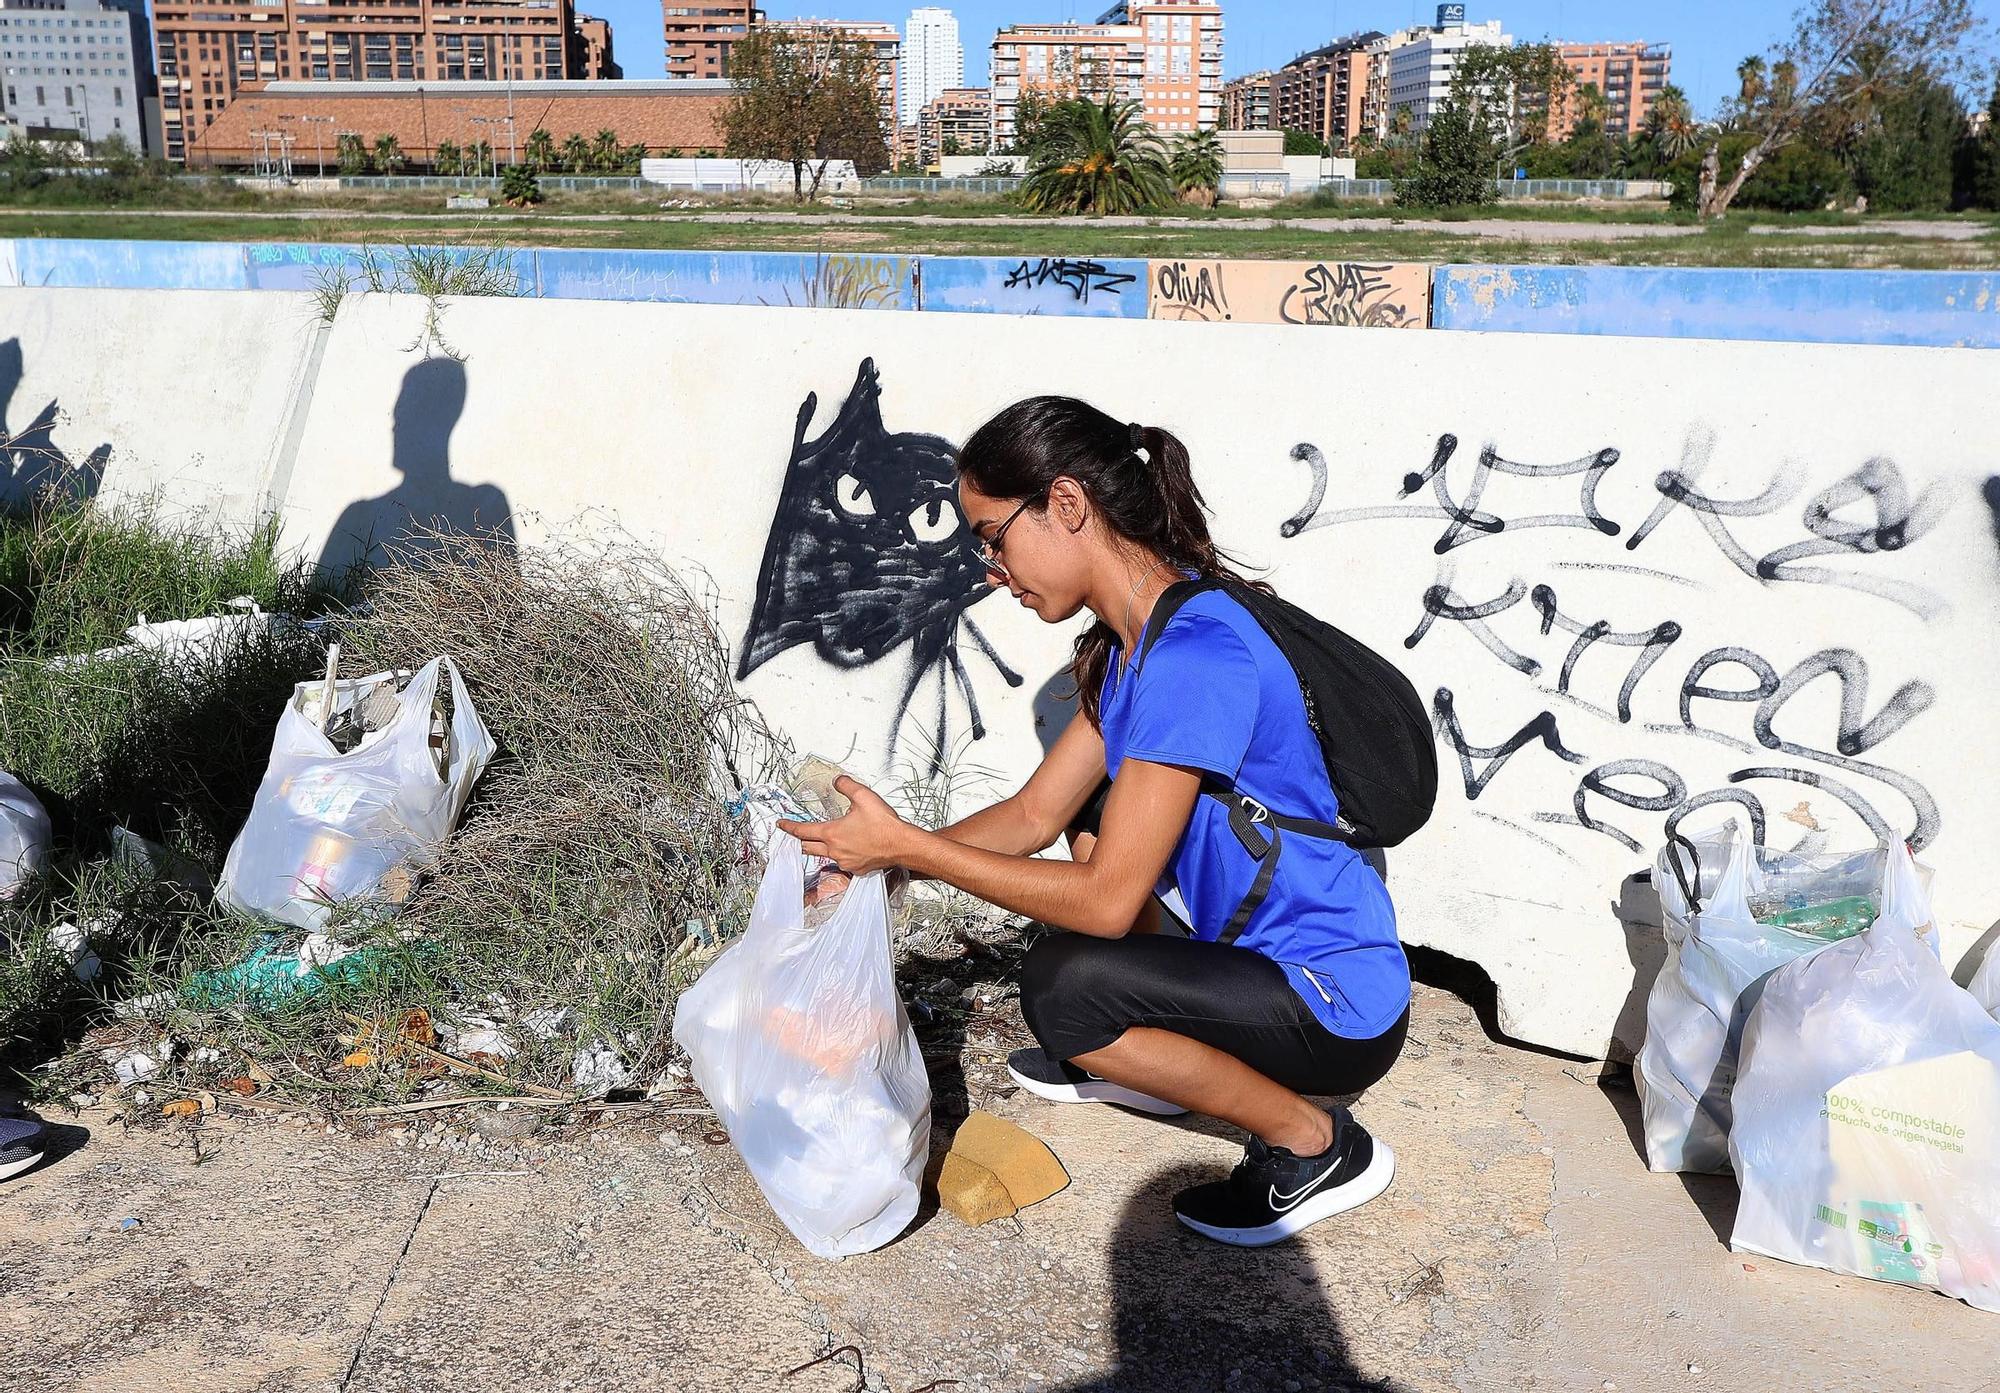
[583,0,2000,119]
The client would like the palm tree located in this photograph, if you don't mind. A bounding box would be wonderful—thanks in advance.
[1169,128,1223,207]
[433,138,462,176]
[1644,85,1698,161]
[589,127,622,173]
[559,132,591,173]
[1023,98,1170,214]
[372,133,406,175]
[1736,55,1767,120]
[523,127,555,172]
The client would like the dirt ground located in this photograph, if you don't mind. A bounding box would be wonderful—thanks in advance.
[4,978,1995,1393]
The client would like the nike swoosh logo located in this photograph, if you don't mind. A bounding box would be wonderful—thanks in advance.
[1269,1165,1339,1213]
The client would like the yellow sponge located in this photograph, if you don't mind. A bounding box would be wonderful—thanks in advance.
[939,1110,1069,1226]
[938,1151,1017,1226]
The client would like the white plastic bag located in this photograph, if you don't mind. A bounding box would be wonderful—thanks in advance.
[1968,942,2000,1020]
[0,770,50,897]
[672,832,930,1260]
[1637,824,1893,1174]
[218,657,494,929]
[1729,845,2000,1313]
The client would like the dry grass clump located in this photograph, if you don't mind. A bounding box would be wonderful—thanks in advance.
[329,527,790,1087]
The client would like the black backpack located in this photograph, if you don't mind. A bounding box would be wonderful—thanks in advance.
[1134,576,1437,939]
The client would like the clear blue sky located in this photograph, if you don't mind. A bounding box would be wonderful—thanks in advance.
[601,1,2000,116]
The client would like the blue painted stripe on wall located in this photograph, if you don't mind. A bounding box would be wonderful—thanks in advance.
[1432,264,2000,349]
[920,255,1149,317]
[533,248,913,310]
[13,238,252,291]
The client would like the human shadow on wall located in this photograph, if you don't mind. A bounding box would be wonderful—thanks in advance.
[315,357,517,580]
[0,337,110,509]
[1055,1163,1398,1393]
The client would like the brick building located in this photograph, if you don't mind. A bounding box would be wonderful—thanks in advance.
[991,0,1222,149]
[1543,40,1672,139]
[918,84,988,162]
[1269,34,1376,150]
[153,0,598,164]
[1220,69,1271,130]
[183,77,728,170]
[661,1,760,80]
[572,14,619,81]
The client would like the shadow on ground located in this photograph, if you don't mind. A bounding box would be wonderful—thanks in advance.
[1054,1162,1402,1393]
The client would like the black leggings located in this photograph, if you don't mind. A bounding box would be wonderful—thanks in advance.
[1019,932,1408,1098]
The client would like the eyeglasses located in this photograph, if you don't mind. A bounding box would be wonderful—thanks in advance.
[969,493,1042,581]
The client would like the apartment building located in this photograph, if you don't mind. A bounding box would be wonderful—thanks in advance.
[572,14,619,81]
[917,83,986,161]
[662,1,760,81]
[991,0,1221,149]
[765,18,901,138]
[153,0,584,164]
[1269,33,1377,150]
[1546,40,1671,138]
[1220,67,1269,130]
[0,0,155,152]
[1380,8,1511,135]
[899,6,960,125]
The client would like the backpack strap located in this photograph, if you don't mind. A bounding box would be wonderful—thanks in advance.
[1129,576,1354,942]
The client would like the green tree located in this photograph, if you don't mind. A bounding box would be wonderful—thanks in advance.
[559,132,592,173]
[587,127,622,172]
[372,134,406,175]
[1020,97,1171,215]
[1011,86,1057,156]
[1970,76,2000,210]
[1643,85,1700,162]
[523,127,555,172]
[434,139,462,176]
[942,135,963,158]
[720,25,889,200]
[1281,128,1327,156]
[1396,97,1500,207]
[1848,68,1967,211]
[466,139,494,177]
[1696,0,1977,219]
[335,131,367,175]
[1170,127,1224,206]
[500,164,542,206]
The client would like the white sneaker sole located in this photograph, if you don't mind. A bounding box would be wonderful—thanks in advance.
[1006,1062,1189,1117]
[0,1150,44,1182]
[1176,1138,1397,1248]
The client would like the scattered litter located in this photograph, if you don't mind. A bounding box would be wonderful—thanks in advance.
[1731,842,2000,1312]
[111,1051,158,1085]
[46,600,298,674]
[572,1040,632,1098]
[182,933,383,1008]
[673,833,929,1259]
[1637,824,1909,1174]
[0,771,51,897]
[218,656,494,930]
[938,1110,1068,1227]
[117,1217,141,1232]
[161,1098,198,1118]
[111,826,214,896]
[50,920,103,983]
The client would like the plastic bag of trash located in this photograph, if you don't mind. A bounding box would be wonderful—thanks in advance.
[672,831,930,1260]
[218,656,494,930]
[0,771,50,897]
[1728,844,2000,1312]
[1636,824,1898,1174]
[1968,942,2000,1020]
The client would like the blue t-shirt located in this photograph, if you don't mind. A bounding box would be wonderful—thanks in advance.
[1099,588,1411,1039]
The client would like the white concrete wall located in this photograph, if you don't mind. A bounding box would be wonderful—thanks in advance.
[7,285,1999,1060]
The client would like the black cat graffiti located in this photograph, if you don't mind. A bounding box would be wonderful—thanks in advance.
[738,357,1020,767]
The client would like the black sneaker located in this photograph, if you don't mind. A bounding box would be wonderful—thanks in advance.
[0,1111,46,1182]
[1005,1047,1188,1117]
[1172,1108,1394,1247]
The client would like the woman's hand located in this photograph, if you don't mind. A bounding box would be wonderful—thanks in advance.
[775,776,920,875]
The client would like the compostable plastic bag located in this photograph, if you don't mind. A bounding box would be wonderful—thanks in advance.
[1728,844,2000,1312]
[672,832,930,1260]
[0,770,50,897]
[218,657,494,930]
[1636,824,1899,1174]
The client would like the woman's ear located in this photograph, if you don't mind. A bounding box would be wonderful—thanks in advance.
[1048,476,1089,533]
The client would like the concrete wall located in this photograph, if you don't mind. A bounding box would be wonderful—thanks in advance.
[5,284,1999,1062]
[1436,265,2000,349]
[920,256,1149,317]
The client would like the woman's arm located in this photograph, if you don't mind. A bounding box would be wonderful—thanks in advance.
[928,712,1109,857]
[782,757,1201,939]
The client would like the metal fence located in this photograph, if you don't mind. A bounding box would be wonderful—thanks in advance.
[860,176,1022,195]
[1312,177,1671,201]
[331,174,650,192]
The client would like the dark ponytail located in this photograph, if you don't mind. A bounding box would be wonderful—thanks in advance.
[956,395,1260,727]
